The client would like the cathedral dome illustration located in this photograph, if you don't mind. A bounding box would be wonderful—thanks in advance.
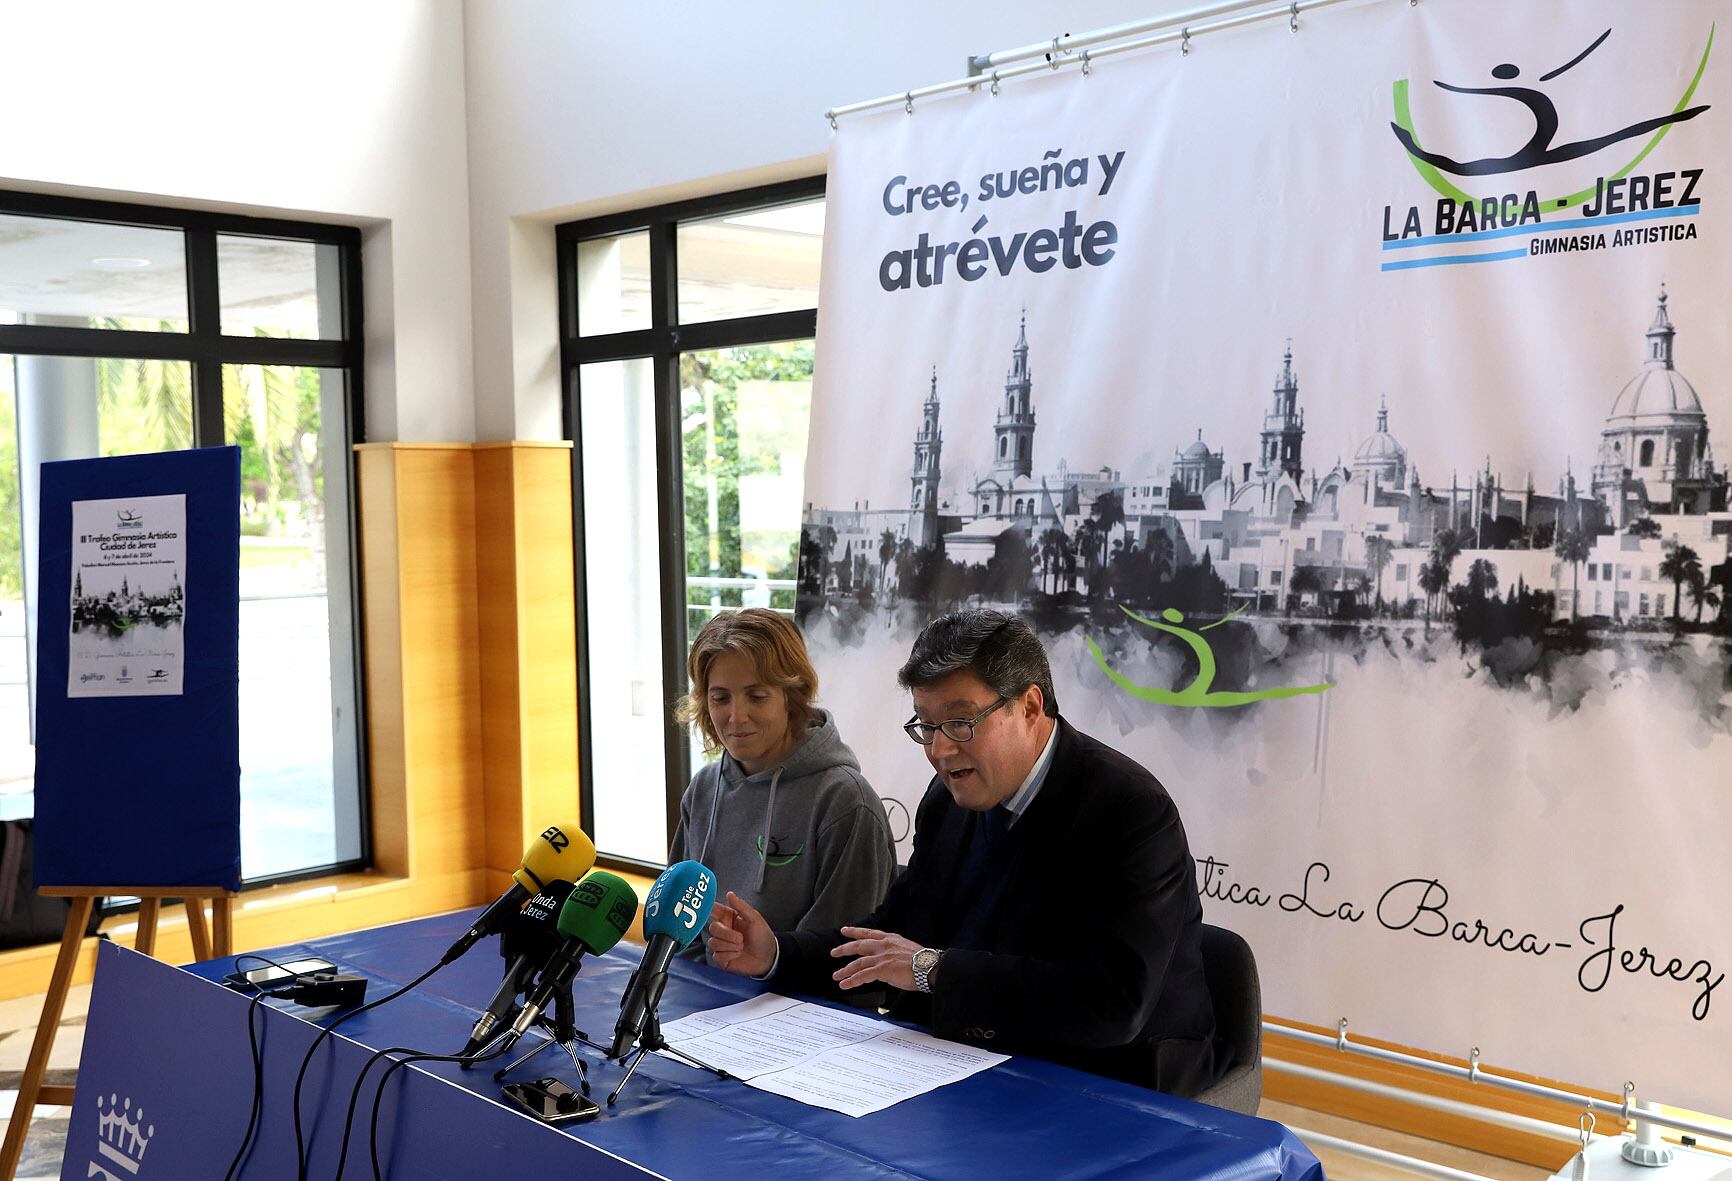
[1604,287,1704,424]
[1180,436,1214,460]
[1606,363,1703,422]
[1351,397,1406,484]
[1590,286,1720,527]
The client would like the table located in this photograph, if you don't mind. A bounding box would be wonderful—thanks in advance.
[64,909,1323,1180]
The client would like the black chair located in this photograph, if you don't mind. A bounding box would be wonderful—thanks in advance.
[1192,923,1263,1115]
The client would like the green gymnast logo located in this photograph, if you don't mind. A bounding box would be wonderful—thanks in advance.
[1390,24,1714,213]
[1087,605,1332,708]
[756,835,804,868]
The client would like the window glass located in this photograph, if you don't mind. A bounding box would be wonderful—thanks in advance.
[223,364,361,877]
[0,360,26,819]
[577,357,666,862]
[676,200,823,324]
[679,342,813,772]
[218,236,343,340]
[576,232,651,335]
[0,214,188,331]
[1,353,192,821]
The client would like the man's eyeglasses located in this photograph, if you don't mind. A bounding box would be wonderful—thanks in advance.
[903,697,1009,745]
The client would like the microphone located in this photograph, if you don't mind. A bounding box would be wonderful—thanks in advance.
[609,860,716,1060]
[441,822,596,965]
[502,871,638,1049]
[460,879,575,1057]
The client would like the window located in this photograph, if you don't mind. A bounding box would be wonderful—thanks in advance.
[560,179,822,868]
[1395,562,1408,581]
[1639,439,1656,466]
[1587,565,1597,581]
[0,192,365,884]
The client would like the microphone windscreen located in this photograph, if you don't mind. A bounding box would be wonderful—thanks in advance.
[500,878,576,962]
[557,871,638,954]
[513,822,596,895]
[642,861,717,948]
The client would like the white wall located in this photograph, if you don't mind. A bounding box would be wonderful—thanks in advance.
[461,0,1176,442]
[0,0,475,442]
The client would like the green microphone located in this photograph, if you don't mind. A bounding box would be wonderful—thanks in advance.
[503,871,638,1048]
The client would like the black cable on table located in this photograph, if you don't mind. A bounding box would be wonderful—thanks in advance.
[367,1042,510,1181]
[292,960,445,1181]
[330,1037,502,1181]
[220,954,330,1181]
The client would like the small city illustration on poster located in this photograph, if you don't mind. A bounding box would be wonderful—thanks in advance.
[67,493,188,698]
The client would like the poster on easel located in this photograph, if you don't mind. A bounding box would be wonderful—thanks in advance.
[67,493,188,698]
[34,447,242,890]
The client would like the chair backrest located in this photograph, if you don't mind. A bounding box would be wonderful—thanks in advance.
[1194,923,1263,1114]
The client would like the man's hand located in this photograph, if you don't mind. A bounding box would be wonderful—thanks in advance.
[831,927,923,992]
[706,891,777,978]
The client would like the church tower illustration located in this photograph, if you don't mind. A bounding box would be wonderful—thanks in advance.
[1256,341,1305,483]
[909,367,944,546]
[993,312,1036,479]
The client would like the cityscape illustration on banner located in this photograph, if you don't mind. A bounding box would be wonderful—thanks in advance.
[799,0,1731,1112]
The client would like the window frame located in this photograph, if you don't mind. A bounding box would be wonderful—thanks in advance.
[557,175,824,872]
[0,188,369,889]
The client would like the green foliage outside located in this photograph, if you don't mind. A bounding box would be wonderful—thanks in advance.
[0,334,328,601]
[680,342,813,626]
[0,380,19,598]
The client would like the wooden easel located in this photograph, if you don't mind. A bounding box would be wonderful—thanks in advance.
[0,885,234,1180]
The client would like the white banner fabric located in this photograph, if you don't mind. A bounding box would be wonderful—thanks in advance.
[801,0,1732,1112]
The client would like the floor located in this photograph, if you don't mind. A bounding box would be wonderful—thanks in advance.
[0,983,1554,1180]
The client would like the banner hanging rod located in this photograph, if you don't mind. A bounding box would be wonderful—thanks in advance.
[825,0,1380,127]
[969,0,1297,73]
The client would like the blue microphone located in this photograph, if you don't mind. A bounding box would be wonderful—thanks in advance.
[609,861,717,1059]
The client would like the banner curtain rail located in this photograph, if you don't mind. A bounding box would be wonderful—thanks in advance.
[971,0,1308,72]
[824,0,1378,126]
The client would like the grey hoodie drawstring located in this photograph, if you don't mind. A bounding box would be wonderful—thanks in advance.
[699,764,726,870]
[758,766,784,890]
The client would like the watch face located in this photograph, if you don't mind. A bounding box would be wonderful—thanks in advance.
[914,948,937,973]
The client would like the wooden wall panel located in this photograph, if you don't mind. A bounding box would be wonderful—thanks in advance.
[473,443,581,875]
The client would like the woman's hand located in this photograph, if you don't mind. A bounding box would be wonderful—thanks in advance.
[707,891,777,977]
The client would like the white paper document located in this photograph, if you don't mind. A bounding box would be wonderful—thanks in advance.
[657,994,1008,1117]
[68,494,188,698]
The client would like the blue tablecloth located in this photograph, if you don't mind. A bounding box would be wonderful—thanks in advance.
[68,908,1323,1180]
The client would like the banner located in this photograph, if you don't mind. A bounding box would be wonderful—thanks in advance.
[801,0,1731,1110]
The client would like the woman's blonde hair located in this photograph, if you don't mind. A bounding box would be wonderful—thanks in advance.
[675,608,820,756]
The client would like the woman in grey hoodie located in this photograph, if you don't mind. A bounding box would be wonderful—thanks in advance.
[671,609,895,964]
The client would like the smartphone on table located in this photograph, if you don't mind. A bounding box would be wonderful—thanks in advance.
[501,1077,601,1124]
[221,957,337,991]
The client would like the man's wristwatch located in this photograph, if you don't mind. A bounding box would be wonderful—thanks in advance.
[912,947,943,994]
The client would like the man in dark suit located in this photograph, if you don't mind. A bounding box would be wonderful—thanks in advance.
[707,609,1219,1098]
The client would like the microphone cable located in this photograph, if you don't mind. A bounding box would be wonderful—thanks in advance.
[329,1036,509,1181]
[292,960,445,1181]
[364,1041,515,1181]
[221,954,337,1181]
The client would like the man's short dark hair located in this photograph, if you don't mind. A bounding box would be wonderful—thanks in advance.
[898,609,1059,717]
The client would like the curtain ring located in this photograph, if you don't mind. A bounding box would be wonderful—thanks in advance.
[990,70,1001,96]
[1080,49,1092,77]
[1290,2,1300,32]
[824,109,838,131]
[1181,28,1192,57]
[1621,1081,1635,1122]
[904,91,915,115]
[1468,1046,1481,1083]
[1335,1017,1349,1051]
[1050,35,1064,68]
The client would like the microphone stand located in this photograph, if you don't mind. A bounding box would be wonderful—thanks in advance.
[491,980,610,1092]
[606,1007,730,1106]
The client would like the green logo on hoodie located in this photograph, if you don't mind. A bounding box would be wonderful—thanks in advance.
[756,835,804,868]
